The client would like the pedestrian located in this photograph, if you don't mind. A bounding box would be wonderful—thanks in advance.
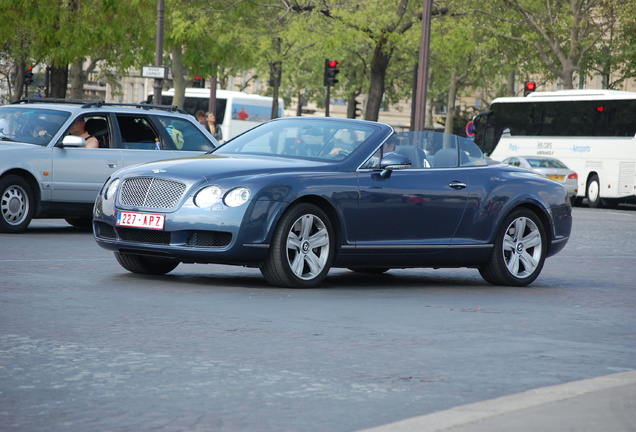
[195,110,206,126]
[205,111,223,142]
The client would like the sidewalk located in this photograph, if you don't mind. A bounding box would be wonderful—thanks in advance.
[358,370,636,432]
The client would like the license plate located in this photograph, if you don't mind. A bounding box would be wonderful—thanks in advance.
[116,211,165,230]
[547,175,564,181]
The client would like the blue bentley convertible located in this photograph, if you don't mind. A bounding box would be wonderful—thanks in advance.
[93,117,571,288]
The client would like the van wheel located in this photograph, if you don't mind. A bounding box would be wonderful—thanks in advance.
[0,175,34,233]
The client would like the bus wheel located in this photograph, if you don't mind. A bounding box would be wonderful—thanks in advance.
[586,174,602,208]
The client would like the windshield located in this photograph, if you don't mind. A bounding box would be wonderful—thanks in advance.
[0,107,71,146]
[214,118,381,161]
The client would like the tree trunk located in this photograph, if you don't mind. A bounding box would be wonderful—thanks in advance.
[365,40,392,122]
[171,45,186,108]
[444,73,459,134]
[69,60,86,99]
[12,61,26,101]
[49,64,69,99]
[269,60,282,119]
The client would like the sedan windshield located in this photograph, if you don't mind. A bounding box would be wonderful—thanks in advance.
[214,118,381,161]
[0,107,70,146]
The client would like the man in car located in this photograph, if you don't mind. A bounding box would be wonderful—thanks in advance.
[68,117,99,148]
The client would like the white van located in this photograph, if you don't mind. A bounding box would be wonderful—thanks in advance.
[148,88,284,142]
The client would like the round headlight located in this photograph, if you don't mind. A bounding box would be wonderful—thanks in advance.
[194,185,222,208]
[224,187,251,207]
[104,178,120,200]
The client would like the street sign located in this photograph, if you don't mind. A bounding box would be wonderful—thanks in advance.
[466,120,475,137]
[142,66,168,79]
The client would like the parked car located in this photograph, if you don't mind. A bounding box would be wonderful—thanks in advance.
[0,99,218,233]
[501,156,578,201]
[93,117,572,288]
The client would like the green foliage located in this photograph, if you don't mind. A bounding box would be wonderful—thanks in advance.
[2,0,636,118]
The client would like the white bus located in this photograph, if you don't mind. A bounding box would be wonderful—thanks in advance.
[473,89,636,207]
[148,88,284,142]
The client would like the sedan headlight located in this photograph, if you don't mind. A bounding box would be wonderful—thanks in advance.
[194,185,222,208]
[224,187,251,207]
[104,178,120,200]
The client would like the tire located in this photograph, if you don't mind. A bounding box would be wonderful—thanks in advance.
[260,203,334,288]
[479,208,546,287]
[114,252,179,275]
[586,174,602,208]
[65,217,93,228]
[348,267,390,274]
[0,175,35,234]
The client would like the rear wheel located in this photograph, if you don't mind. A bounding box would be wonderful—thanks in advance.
[261,203,334,288]
[479,208,546,286]
[0,175,34,233]
[586,174,601,208]
[115,252,179,275]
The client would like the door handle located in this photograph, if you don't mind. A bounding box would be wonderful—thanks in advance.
[449,181,467,189]
[107,160,118,169]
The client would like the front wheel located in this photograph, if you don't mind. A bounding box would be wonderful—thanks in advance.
[115,252,179,275]
[479,208,546,286]
[261,203,334,288]
[0,175,35,233]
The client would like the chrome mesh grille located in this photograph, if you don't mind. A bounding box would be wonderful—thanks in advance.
[119,177,186,209]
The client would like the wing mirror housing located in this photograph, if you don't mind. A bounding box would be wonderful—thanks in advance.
[59,135,86,148]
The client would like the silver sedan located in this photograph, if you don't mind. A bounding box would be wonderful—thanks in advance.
[502,156,578,201]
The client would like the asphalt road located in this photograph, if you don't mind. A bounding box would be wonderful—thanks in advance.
[1,206,635,432]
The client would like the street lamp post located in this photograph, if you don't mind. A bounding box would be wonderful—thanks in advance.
[152,0,165,105]
[413,0,432,131]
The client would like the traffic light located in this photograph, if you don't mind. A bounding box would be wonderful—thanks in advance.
[193,76,204,88]
[524,81,536,96]
[323,59,340,87]
[353,99,362,118]
[25,66,34,85]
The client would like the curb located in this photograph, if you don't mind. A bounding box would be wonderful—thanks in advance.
[357,370,636,432]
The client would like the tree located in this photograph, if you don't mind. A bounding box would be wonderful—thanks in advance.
[476,0,619,89]
[0,0,155,100]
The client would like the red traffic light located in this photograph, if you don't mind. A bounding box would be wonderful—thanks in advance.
[523,81,537,96]
[324,59,340,86]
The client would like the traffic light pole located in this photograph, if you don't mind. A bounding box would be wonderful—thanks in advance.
[325,85,331,117]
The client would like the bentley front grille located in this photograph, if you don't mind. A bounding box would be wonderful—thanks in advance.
[119,177,186,209]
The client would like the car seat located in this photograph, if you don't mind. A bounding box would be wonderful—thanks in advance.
[432,147,469,167]
[85,118,109,148]
[395,145,427,168]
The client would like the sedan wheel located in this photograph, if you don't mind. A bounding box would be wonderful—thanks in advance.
[479,208,546,286]
[115,252,179,275]
[261,203,334,288]
[0,175,34,234]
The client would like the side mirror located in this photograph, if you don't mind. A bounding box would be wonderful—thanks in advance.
[59,135,86,148]
[378,153,411,178]
[380,153,411,170]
